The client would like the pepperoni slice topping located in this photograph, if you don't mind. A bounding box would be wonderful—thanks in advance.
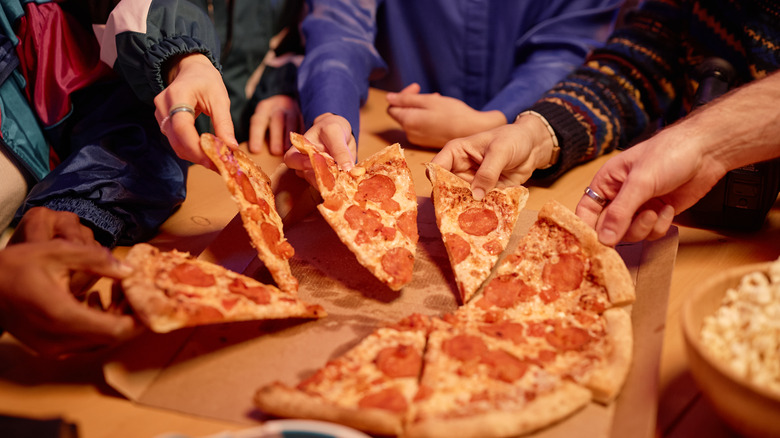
[356,174,396,204]
[444,233,470,264]
[358,387,408,413]
[236,171,258,205]
[542,253,585,292]
[442,334,488,362]
[396,210,418,242]
[228,278,272,305]
[313,153,335,191]
[478,321,526,345]
[481,350,529,382]
[374,345,422,378]
[169,263,216,287]
[477,275,536,309]
[458,208,498,236]
[382,247,415,286]
[482,239,503,256]
[260,222,294,259]
[344,205,383,236]
[545,321,592,352]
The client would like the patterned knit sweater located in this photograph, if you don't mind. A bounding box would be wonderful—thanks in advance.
[529,0,780,180]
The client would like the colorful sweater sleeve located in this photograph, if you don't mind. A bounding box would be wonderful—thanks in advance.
[93,0,221,104]
[528,0,684,180]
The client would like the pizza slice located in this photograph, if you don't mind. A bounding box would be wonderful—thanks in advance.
[200,133,298,292]
[405,317,591,438]
[121,243,325,333]
[425,162,528,304]
[253,314,432,436]
[467,200,635,402]
[290,132,419,291]
[474,200,635,317]
[449,304,633,404]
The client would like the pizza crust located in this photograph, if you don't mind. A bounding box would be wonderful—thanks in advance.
[254,382,404,436]
[583,307,634,404]
[404,381,590,438]
[538,201,635,306]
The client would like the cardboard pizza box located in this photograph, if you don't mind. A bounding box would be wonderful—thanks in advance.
[104,197,677,438]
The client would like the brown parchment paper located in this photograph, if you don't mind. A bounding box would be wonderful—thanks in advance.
[104,198,677,438]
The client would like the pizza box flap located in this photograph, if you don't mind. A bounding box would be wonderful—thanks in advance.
[103,198,677,438]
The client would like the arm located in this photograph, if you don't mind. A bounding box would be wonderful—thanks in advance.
[576,71,780,246]
[96,0,236,168]
[290,0,385,171]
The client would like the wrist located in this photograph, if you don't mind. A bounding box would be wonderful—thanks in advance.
[515,111,560,169]
[163,53,211,86]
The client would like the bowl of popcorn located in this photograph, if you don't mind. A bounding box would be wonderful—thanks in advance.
[681,257,780,438]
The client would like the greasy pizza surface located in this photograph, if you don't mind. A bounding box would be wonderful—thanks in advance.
[291,133,418,291]
[121,243,325,333]
[201,133,298,292]
[426,162,528,303]
[253,200,636,437]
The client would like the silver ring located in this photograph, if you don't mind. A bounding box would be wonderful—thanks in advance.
[168,104,196,118]
[584,187,609,207]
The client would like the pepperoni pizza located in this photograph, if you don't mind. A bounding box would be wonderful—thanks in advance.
[121,243,326,333]
[426,162,529,303]
[253,200,635,437]
[201,133,298,292]
[290,133,419,291]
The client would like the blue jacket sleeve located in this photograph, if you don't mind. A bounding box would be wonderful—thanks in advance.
[297,0,387,136]
[483,0,623,122]
[96,0,221,104]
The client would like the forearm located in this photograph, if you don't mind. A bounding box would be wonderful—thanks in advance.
[681,71,780,171]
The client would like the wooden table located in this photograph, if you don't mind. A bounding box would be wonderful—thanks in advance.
[0,88,777,438]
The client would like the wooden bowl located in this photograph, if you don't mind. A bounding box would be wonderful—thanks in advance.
[681,261,780,438]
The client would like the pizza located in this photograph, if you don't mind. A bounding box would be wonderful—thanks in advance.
[406,316,592,438]
[469,200,634,403]
[290,132,419,291]
[254,313,432,436]
[200,133,298,292]
[425,162,529,304]
[121,243,326,333]
[252,200,636,437]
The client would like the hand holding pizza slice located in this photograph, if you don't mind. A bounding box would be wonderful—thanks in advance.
[290,132,419,291]
[426,162,528,303]
[200,133,298,292]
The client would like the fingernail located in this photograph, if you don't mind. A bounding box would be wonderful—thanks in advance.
[599,229,618,246]
[472,188,485,201]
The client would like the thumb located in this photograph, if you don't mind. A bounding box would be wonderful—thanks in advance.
[469,151,508,201]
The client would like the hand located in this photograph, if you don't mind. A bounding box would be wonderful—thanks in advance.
[284,113,356,186]
[575,128,726,246]
[248,95,303,156]
[386,83,506,148]
[8,207,97,247]
[154,53,238,170]
[0,240,141,358]
[431,114,555,200]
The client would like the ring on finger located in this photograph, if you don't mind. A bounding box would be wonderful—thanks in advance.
[584,186,610,207]
[168,104,196,118]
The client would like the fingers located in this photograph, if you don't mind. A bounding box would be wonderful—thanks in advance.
[267,110,287,156]
[47,240,133,280]
[318,124,356,172]
[9,208,95,246]
[469,149,509,201]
